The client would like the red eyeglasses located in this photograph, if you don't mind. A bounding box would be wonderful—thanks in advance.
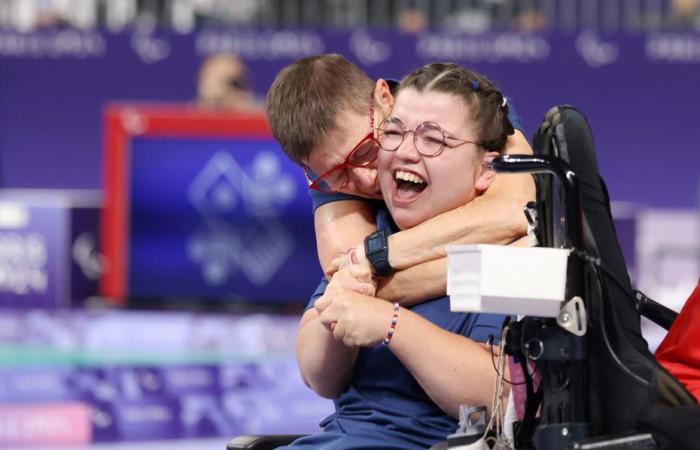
[304,97,381,194]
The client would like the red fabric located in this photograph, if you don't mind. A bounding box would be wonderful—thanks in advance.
[655,280,700,403]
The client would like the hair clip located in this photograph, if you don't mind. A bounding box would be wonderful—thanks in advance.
[501,96,507,108]
[470,80,480,91]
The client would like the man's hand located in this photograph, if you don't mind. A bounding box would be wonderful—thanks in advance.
[325,243,369,278]
[331,263,376,296]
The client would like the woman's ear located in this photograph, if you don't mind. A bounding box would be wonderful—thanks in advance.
[475,151,500,192]
[374,79,394,112]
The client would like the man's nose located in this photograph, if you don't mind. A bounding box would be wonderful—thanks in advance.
[347,166,379,192]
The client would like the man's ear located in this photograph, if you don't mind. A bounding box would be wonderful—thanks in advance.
[475,151,500,192]
[374,79,394,112]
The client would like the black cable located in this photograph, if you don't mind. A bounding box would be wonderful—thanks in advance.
[569,249,650,387]
[571,248,632,301]
[487,335,526,386]
[592,261,649,387]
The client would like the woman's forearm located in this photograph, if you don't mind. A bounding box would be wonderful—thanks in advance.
[295,308,358,398]
[388,308,505,418]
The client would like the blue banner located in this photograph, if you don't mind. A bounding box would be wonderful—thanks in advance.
[128,135,319,304]
[0,191,100,308]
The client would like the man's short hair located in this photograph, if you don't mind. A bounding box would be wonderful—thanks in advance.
[266,54,375,165]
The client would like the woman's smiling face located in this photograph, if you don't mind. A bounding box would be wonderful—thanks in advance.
[377,87,493,230]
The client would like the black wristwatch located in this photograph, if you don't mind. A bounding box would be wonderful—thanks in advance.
[364,230,394,277]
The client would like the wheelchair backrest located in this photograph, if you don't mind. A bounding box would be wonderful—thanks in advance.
[531,106,695,435]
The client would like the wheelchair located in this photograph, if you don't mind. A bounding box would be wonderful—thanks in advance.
[228,106,700,450]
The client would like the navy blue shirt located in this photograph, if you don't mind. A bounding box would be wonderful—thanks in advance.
[282,211,506,450]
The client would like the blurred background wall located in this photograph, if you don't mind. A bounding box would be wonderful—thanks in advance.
[0,0,698,448]
[1,0,699,207]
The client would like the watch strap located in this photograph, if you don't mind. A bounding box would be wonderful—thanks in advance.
[364,230,393,277]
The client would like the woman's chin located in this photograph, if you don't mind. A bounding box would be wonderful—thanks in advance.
[390,209,424,231]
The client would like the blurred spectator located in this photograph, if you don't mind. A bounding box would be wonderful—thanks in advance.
[512,7,547,32]
[397,7,429,33]
[668,0,700,28]
[35,0,65,29]
[196,53,262,112]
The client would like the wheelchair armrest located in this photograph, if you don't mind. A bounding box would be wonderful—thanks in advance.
[634,290,678,330]
[227,434,307,450]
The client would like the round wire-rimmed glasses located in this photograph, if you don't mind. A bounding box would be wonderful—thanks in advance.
[377,116,481,157]
[304,97,381,193]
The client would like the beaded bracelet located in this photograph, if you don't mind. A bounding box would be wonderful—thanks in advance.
[382,303,400,345]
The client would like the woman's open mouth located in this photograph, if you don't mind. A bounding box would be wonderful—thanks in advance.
[393,169,427,202]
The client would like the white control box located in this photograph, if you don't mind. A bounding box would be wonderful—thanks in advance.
[447,244,570,318]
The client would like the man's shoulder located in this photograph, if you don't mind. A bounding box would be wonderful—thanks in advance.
[310,189,386,212]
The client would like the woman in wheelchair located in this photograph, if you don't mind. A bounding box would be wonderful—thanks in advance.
[281,64,517,450]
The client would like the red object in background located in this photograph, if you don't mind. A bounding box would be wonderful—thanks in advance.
[655,280,700,402]
[101,104,272,304]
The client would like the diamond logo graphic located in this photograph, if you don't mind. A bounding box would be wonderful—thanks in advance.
[186,151,296,287]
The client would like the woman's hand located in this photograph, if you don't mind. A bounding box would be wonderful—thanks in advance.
[314,263,377,332]
[315,290,393,347]
[314,266,389,347]
[330,263,376,297]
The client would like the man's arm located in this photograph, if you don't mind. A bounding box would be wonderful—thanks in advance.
[376,234,529,305]
[314,199,376,274]
[376,258,446,305]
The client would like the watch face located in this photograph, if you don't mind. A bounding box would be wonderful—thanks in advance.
[367,236,383,253]
[366,234,384,254]
[365,231,392,276]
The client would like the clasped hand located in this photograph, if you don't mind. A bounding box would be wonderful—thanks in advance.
[325,243,367,278]
[314,264,393,348]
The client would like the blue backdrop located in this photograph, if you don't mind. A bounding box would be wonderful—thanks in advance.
[0,27,698,207]
[128,135,319,304]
